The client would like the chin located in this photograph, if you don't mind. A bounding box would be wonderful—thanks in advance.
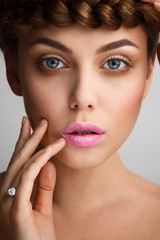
[52,143,111,170]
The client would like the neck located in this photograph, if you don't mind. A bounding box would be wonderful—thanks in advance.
[52,151,128,215]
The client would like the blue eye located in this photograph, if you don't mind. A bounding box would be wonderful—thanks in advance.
[41,57,65,69]
[108,60,121,69]
[103,59,126,70]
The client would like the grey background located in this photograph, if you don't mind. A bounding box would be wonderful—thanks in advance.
[0,51,160,184]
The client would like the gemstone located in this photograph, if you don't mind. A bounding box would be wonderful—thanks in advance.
[8,187,16,196]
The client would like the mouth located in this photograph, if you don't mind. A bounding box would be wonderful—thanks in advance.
[71,131,97,135]
[62,122,105,147]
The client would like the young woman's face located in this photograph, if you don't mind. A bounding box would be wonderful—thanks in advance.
[14,24,153,169]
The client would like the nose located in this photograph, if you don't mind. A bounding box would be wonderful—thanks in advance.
[69,70,97,111]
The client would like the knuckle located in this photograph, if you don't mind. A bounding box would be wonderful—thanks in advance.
[7,151,27,173]
[16,150,26,161]
[10,150,25,165]
[19,134,28,144]
[19,167,33,183]
[19,127,28,139]
[19,160,41,184]
[39,184,54,192]
[19,171,28,184]
[19,160,29,173]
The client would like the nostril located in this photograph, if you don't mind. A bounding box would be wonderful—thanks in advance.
[70,103,93,110]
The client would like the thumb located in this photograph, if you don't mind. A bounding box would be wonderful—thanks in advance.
[34,161,56,217]
[158,43,160,64]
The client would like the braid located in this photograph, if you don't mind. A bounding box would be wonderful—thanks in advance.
[0,0,160,54]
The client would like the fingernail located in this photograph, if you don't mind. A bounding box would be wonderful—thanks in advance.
[54,138,66,149]
[55,138,66,145]
[44,138,65,153]
[39,119,47,127]
[22,116,26,126]
[154,1,160,6]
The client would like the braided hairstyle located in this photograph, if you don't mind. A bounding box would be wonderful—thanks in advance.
[0,0,160,57]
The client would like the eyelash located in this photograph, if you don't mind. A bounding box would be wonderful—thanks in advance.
[37,54,67,70]
[101,55,134,74]
[37,54,134,74]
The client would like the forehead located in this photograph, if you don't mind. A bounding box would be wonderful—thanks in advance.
[19,24,147,55]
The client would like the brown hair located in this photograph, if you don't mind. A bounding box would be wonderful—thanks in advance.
[0,0,160,58]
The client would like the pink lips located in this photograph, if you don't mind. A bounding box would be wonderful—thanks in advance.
[62,122,105,147]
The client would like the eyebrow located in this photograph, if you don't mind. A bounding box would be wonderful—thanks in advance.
[96,39,140,54]
[30,37,139,55]
[30,38,73,54]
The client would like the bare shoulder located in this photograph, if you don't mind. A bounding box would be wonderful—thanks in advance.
[127,170,160,201]
[107,171,160,238]
[126,171,160,234]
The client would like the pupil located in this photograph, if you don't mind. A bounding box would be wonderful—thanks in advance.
[47,58,59,68]
[108,60,120,69]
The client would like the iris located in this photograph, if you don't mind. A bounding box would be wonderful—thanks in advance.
[108,60,121,69]
[46,58,59,68]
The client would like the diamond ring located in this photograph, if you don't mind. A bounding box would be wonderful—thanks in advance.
[4,187,16,197]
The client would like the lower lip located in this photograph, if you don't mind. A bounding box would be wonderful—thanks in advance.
[62,133,104,147]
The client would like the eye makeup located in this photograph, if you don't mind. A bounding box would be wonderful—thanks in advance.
[35,51,135,76]
[36,53,68,70]
[100,54,134,75]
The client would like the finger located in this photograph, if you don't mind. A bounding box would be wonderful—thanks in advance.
[14,119,48,162]
[0,150,44,207]
[13,138,65,211]
[158,43,160,64]
[154,2,160,11]
[11,149,46,189]
[2,119,48,189]
[10,116,31,164]
[34,161,56,217]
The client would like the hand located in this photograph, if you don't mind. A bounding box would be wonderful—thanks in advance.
[0,117,66,240]
[141,0,160,11]
[142,1,160,64]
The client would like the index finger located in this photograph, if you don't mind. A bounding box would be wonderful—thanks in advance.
[13,119,48,164]
[2,119,49,190]
[10,116,31,164]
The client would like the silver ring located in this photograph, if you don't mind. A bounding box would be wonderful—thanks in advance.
[4,187,16,197]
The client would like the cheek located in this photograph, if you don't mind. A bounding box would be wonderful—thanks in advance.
[21,81,66,129]
[102,71,148,135]
[119,77,147,121]
[115,87,143,121]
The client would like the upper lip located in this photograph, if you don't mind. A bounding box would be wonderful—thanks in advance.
[62,122,105,134]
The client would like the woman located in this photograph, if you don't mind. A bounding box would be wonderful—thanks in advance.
[0,0,160,239]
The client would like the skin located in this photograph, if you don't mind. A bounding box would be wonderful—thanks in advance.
[0,23,160,239]
[0,119,65,240]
